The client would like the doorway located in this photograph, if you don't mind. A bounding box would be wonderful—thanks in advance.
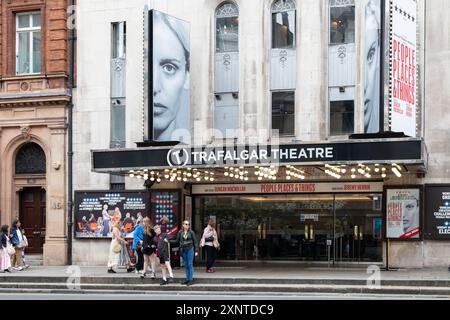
[19,187,46,254]
[195,193,383,262]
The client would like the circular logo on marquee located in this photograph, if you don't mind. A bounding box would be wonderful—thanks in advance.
[167,148,189,167]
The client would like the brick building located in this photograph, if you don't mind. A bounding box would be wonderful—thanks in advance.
[0,0,71,265]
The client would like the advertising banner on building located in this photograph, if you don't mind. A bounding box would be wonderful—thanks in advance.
[424,185,450,240]
[192,182,383,195]
[364,0,381,133]
[74,191,149,239]
[388,0,417,137]
[386,188,420,239]
[148,10,190,143]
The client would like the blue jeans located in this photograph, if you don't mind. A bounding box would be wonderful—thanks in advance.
[181,247,194,282]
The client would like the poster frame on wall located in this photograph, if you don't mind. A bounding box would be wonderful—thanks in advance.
[382,185,423,241]
[149,189,182,236]
[74,190,150,240]
[424,184,450,241]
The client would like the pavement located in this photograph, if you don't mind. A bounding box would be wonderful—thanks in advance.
[0,264,449,297]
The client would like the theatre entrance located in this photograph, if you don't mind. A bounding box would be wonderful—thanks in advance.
[194,193,382,262]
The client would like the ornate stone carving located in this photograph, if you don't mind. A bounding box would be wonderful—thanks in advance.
[20,126,31,141]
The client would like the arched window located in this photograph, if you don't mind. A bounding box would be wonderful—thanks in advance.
[270,0,297,137]
[15,142,46,174]
[216,2,239,53]
[328,0,356,136]
[271,0,296,49]
[214,2,240,138]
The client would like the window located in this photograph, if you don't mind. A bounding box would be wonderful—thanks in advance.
[328,0,356,136]
[271,0,296,49]
[15,143,46,175]
[16,12,41,74]
[110,174,125,191]
[330,100,355,135]
[215,3,239,138]
[110,98,125,148]
[330,2,355,45]
[112,22,126,59]
[272,91,295,136]
[216,2,239,52]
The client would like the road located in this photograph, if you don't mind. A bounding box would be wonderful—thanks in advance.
[0,291,448,300]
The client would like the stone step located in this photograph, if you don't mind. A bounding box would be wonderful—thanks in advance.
[0,282,449,296]
[0,275,449,287]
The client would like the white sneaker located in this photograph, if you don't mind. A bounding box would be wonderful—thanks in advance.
[17,267,24,271]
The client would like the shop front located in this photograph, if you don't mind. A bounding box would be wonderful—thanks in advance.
[90,138,428,265]
[192,182,383,263]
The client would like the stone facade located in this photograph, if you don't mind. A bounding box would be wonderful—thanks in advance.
[73,0,450,267]
[0,0,69,265]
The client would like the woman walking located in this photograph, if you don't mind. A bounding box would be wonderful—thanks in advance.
[0,225,12,273]
[9,219,25,270]
[132,219,145,273]
[107,221,134,273]
[200,219,219,273]
[140,217,157,279]
[154,225,174,285]
[171,220,198,286]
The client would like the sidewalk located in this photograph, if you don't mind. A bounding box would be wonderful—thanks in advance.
[1,264,449,281]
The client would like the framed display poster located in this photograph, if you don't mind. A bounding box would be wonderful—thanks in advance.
[424,185,450,240]
[385,187,422,239]
[150,190,180,236]
[74,191,148,239]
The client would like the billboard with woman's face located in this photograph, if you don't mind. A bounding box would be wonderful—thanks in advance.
[364,0,381,134]
[149,10,190,143]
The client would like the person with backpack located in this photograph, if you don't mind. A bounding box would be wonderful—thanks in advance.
[154,225,174,285]
[170,220,198,286]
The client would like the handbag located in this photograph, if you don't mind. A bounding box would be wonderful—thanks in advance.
[205,236,214,242]
[17,240,28,249]
[112,240,122,254]
[6,243,15,255]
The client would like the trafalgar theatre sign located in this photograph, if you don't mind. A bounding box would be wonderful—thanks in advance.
[91,138,425,172]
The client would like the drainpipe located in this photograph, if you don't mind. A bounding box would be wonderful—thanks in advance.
[67,0,76,265]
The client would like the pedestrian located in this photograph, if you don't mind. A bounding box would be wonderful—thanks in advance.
[20,228,30,269]
[107,221,135,273]
[140,217,157,279]
[200,219,219,273]
[132,217,145,273]
[160,216,170,233]
[9,219,26,270]
[0,225,12,273]
[170,220,198,286]
[154,225,174,285]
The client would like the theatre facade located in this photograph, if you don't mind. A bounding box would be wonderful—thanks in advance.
[73,0,450,268]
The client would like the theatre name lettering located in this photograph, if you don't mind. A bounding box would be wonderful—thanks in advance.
[189,147,334,164]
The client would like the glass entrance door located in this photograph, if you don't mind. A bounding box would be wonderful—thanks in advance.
[334,194,382,262]
[195,193,382,262]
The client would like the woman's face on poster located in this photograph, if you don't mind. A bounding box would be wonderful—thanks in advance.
[364,8,380,128]
[153,15,189,136]
[403,199,419,233]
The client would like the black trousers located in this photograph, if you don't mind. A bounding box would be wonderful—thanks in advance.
[135,248,144,271]
[205,245,217,270]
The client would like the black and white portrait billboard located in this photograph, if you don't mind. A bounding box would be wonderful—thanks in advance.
[148,10,190,143]
[364,0,381,133]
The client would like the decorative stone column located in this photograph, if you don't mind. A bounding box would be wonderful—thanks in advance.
[43,124,68,265]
